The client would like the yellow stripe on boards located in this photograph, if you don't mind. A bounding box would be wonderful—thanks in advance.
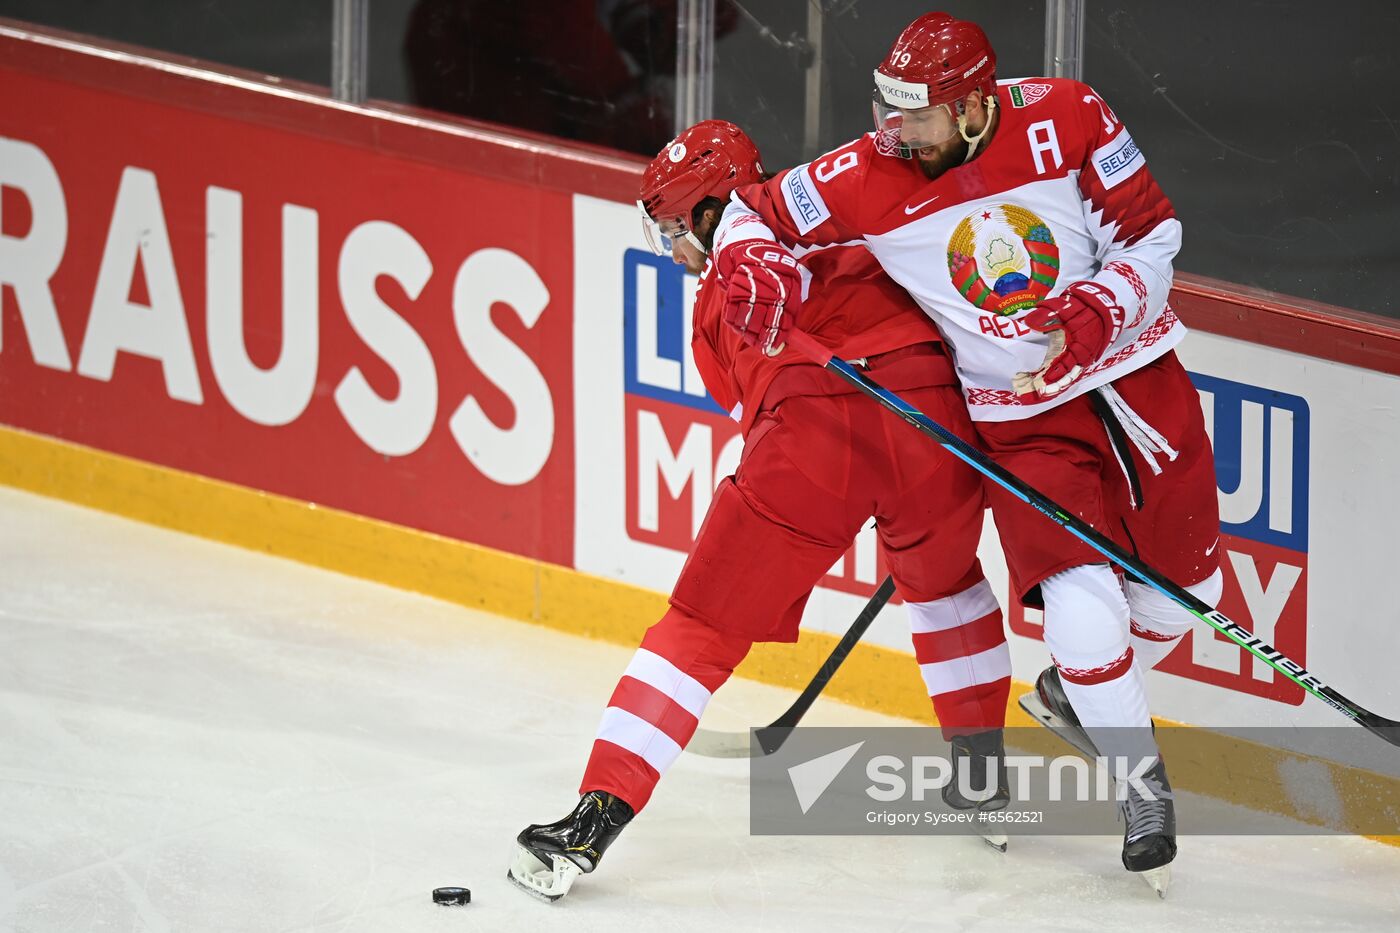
[0,423,1393,846]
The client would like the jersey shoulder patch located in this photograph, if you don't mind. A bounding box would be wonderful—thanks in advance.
[997,77,1081,110]
[780,164,832,235]
[1003,81,1054,108]
[1090,129,1146,189]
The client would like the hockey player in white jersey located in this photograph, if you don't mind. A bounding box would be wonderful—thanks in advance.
[720,12,1225,894]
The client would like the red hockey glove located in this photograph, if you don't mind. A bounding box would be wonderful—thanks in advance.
[717,240,802,356]
[1012,281,1126,398]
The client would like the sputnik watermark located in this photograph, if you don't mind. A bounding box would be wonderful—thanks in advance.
[864,753,1161,804]
[752,726,1400,836]
[867,809,1046,827]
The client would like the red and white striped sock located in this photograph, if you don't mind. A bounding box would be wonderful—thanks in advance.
[906,577,1011,737]
[579,607,752,813]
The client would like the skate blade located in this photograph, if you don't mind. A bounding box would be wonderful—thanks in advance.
[980,832,1008,852]
[1017,692,1098,758]
[507,846,582,903]
[1135,864,1171,898]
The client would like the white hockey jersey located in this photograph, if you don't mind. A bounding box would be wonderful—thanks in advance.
[720,77,1185,421]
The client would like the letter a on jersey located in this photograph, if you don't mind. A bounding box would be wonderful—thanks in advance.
[1026,120,1064,176]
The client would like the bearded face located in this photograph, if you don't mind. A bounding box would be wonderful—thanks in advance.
[914,135,972,180]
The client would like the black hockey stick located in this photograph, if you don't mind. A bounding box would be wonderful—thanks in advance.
[687,575,897,758]
[784,330,1400,748]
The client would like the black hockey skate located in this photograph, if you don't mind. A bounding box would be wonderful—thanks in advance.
[508,791,635,902]
[1017,665,1099,758]
[1120,756,1176,897]
[941,728,1011,851]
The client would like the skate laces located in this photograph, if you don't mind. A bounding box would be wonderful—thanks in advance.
[1120,773,1172,843]
[591,791,635,824]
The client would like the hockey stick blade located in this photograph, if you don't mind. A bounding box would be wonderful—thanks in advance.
[783,330,1400,748]
[687,576,897,758]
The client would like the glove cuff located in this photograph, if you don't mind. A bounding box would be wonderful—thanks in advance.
[716,238,798,281]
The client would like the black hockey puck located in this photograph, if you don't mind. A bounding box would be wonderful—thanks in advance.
[432,887,471,906]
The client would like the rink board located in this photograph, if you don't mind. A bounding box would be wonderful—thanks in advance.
[3,21,1400,833]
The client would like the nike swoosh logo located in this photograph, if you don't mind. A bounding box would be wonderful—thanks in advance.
[1205,539,1219,556]
[904,195,940,215]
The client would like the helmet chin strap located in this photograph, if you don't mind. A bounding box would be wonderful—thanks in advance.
[957,93,997,163]
[686,231,710,255]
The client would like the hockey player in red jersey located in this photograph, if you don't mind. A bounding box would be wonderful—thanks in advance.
[509,120,1012,901]
[719,13,1223,894]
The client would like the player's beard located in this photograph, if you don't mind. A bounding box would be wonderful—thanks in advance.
[914,136,970,180]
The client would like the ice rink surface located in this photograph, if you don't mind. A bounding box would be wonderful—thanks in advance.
[1,486,1398,932]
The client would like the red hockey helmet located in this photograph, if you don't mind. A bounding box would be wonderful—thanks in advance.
[638,120,764,255]
[872,13,998,152]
